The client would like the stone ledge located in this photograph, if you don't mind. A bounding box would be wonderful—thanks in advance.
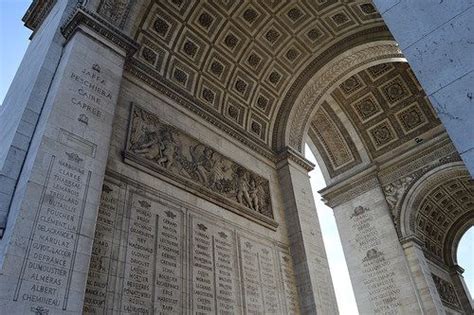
[61,7,138,57]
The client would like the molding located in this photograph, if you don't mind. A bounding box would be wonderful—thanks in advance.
[319,165,379,207]
[97,0,133,29]
[276,146,315,172]
[125,58,278,163]
[61,7,138,56]
[123,104,278,230]
[22,0,57,32]
[284,41,403,152]
[272,26,394,152]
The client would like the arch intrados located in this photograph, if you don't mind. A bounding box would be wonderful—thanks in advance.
[399,162,468,239]
[445,214,474,267]
[279,40,404,154]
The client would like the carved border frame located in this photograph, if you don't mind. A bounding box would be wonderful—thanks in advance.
[284,41,404,153]
[123,103,278,230]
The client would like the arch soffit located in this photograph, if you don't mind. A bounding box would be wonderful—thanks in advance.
[444,213,474,267]
[400,162,470,239]
[278,40,405,154]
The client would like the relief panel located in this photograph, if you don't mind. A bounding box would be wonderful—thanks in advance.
[124,104,277,229]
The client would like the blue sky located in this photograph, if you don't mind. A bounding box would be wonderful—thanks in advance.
[0,1,472,313]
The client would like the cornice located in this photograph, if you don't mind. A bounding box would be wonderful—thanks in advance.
[124,58,279,163]
[319,165,379,207]
[61,7,138,56]
[22,0,57,32]
[276,146,315,172]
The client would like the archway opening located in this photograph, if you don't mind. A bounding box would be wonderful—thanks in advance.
[457,227,474,297]
[305,144,358,315]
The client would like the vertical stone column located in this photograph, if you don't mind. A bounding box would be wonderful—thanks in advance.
[0,0,72,237]
[449,265,474,314]
[0,9,136,313]
[321,168,423,314]
[277,147,338,314]
[401,237,445,314]
[372,0,474,176]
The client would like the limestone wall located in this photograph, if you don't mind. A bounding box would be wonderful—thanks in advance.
[81,76,302,314]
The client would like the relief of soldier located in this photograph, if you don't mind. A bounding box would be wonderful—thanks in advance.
[129,108,269,215]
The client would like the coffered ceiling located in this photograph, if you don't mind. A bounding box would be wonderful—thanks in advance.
[308,62,441,178]
[132,0,385,153]
[416,174,473,262]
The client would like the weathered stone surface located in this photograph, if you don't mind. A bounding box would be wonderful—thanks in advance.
[1,1,472,314]
[83,176,300,314]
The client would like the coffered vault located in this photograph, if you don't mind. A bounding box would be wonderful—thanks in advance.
[0,0,472,314]
[124,0,388,158]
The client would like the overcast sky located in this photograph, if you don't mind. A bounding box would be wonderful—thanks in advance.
[0,1,472,314]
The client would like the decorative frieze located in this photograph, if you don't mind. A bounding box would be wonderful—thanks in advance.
[432,274,461,309]
[124,104,276,229]
[97,0,132,29]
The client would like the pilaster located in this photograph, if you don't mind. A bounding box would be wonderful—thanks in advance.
[400,237,446,314]
[449,265,474,314]
[0,8,135,312]
[276,147,338,314]
[321,168,424,314]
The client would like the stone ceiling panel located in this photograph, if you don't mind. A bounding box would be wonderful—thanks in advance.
[330,62,441,159]
[132,0,384,153]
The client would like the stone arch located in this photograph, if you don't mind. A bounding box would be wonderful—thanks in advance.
[274,40,405,154]
[444,213,474,267]
[399,162,473,313]
[399,162,470,244]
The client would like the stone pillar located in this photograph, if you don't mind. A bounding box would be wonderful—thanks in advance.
[450,265,474,314]
[372,0,474,177]
[321,168,423,314]
[277,147,338,314]
[0,8,136,313]
[0,0,72,237]
[401,237,445,314]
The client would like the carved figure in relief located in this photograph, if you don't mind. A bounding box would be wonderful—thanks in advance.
[132,131,163,161]
[190,144,215,185]
[156,128,179,170]
[236,168,253,209]
[127,106,273,218]
[384,175,415,211]
[249,178,260,212]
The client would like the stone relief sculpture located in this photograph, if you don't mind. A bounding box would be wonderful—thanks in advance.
[97,0,131,28]
[432,274,461,308]
[383,175,415,212]
[125,105,274,221]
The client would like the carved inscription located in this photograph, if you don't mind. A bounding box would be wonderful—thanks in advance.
[124,105,275,226]
[120,193,183,314]
[279,253,299,314]
[351,206,401,313]
[154,205,183,313]
[69,64,112,125]
[122,196,156,314]
[84,180,300,314]
[190,217,239,314]
[14,152,90,311]
[239,236,281,314]
[83,182,121,313]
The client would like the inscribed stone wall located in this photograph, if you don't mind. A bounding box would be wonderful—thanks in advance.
[331,184,422,314]
[83,78,300,313]
[83,175,300,314]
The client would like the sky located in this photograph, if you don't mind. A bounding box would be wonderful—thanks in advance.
[0,0,31,105]
[0,1,472,313]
